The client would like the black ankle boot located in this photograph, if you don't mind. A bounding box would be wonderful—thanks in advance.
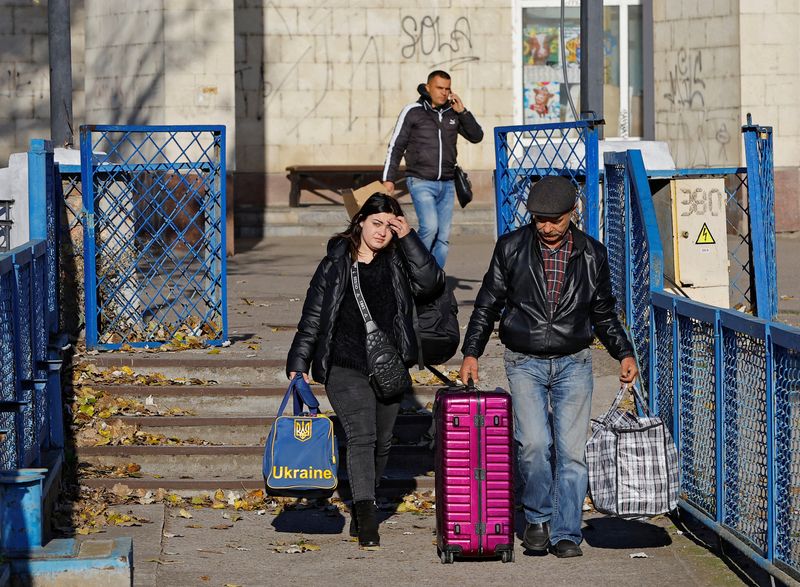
[349,506,358,537]
[354,500,380,548]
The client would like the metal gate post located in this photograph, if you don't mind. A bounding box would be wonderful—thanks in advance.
[584,121,601,240]
[743,116,777,320]
[79,127,98,349]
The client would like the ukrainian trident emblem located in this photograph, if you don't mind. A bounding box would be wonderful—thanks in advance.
[294,419,313,442]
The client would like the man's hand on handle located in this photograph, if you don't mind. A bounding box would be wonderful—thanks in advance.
[619,357,639,384]
[459,356,479,385]
[382,181,395,194]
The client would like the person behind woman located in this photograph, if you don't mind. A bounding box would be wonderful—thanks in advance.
[286,194,444,549]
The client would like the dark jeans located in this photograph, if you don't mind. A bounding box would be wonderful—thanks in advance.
[326,365,402,502]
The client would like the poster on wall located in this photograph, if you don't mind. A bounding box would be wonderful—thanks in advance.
[523,81,561,123]
[522,26,560,66]
[564,26,580,65]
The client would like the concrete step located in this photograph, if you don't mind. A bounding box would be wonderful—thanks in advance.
[235,203,497,239]
[80,471,435,498]
[82,356,288,386]
[95,384,438,416]
[76,444,434,478]
[85,356,461,387]
[113,413,433,445]
[5,537,132,585]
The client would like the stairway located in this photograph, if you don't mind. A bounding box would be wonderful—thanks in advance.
[74,358,447,499]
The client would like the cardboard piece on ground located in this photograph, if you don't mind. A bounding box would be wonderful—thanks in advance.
[343,181,391,219]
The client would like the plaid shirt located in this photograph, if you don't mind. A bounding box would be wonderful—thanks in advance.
[539,231,573,315]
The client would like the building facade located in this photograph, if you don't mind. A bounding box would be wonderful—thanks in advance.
[1,0,798,230]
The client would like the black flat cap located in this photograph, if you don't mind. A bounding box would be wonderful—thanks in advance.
[526,176,577,216]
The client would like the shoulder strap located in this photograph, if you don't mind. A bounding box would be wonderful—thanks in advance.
[427,365,455,386]
[350,261,373,324]
[411,302,424,369]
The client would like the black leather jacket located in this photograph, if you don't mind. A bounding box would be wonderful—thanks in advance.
[287,230,444,383]
[462,223,634,361]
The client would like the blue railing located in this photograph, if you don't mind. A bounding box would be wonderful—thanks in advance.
[650,293,800,581]
[611,122,798,581]
[0,140,67,556]
[493,118,602,238]
[0,140,66,471]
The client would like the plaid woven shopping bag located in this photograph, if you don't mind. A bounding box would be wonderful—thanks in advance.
[586,384,679,517]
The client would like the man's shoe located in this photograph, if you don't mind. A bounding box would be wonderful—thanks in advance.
[522,522,549,552]
[549,539,583,558]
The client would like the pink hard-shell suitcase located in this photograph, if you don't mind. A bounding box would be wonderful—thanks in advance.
[434,381,515,563]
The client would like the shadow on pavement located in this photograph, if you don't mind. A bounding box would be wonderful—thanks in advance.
[582,516,672,549]
[271,507,346,535]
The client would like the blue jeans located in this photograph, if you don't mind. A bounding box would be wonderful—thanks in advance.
[504,347,593,545]
[405,177,454,269]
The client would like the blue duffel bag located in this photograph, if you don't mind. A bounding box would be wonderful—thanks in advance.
[263,375,338,498]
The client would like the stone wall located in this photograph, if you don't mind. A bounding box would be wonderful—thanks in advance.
[84,0,236,164]
[739,0,800,169]
[0,0,85,165]
[653,0,742,168]
[233,0,513,206]
[653,0,800,231]
[739,0,800,232]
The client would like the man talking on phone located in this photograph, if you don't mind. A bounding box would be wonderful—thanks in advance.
[382,70,483,269]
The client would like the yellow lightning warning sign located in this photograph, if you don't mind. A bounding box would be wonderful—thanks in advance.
[696,223,716,245]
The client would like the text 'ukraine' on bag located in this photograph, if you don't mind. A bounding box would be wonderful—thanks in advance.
[263,375,338,498]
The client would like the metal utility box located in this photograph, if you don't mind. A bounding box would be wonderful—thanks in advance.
[652,177,730,308]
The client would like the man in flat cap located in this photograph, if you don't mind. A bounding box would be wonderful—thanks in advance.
[459,175,638,558]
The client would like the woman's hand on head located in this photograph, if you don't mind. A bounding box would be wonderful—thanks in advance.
[289,371,310,383]
[387,215,411,238]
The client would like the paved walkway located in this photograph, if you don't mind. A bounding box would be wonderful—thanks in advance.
[85,231,800,587]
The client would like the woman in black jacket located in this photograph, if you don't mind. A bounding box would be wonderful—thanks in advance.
[287,194,444,549]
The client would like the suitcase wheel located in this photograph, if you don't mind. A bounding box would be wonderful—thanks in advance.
[439,549,455,564]
[501,550,514,563]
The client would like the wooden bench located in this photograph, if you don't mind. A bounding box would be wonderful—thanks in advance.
[286,165,407,207]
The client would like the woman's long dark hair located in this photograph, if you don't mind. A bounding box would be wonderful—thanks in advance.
[337,193,404,260]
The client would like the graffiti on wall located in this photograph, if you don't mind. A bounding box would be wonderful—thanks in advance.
[400,15,480,69]
[234,5,483,155]
[660,48,734,167]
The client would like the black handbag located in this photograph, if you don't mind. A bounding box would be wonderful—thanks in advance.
[350,262,412,400]
[454,165,473,208]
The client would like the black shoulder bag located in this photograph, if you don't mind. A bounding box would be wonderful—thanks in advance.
[454,165,473,208]
[350,262,412,400]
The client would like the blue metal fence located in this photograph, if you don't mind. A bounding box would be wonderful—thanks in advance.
[79,125,228,349]
[493,118,601,238]
[605,121,798,580]
[650,293,800,581]
[57,165,85,335]
[644,167,765,316]
[0,140,65,472]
